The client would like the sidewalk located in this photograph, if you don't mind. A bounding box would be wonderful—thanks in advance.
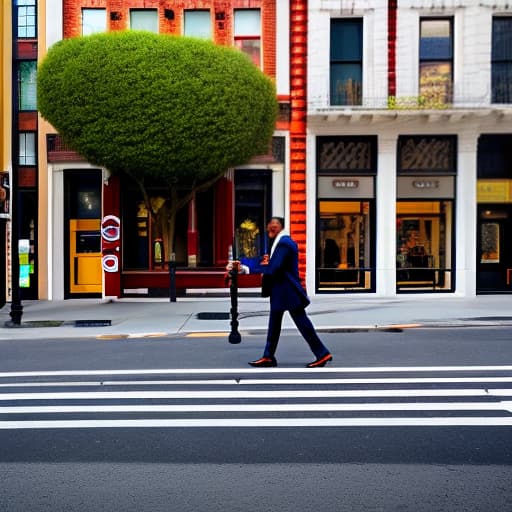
[1,293,512,340]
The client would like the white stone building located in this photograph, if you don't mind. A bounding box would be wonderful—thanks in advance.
[305,0,512,297]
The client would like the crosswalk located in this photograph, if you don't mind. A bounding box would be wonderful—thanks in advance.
[0,366,511,429]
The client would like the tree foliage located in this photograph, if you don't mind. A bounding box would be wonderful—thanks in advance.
[38,31,278,261]
[38,31,278,188]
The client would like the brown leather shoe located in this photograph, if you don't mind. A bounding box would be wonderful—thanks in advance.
[249,356,277,367]
[306,353,333,368]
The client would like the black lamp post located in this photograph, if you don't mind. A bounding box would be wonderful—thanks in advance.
[228,260,241,344]
[8,5,23,326]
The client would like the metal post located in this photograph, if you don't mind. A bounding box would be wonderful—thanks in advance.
[228,260,241,344]
[169,252,176,302]
[8,10,22,326]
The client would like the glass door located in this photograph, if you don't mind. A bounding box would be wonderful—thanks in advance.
[477,205,512,291]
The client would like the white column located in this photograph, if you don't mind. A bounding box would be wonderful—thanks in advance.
[376,134,398,296]
[51,166,65,300]
[455,131,478,297]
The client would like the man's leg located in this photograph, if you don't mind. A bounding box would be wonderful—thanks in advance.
[263,309,285,358]
[289,308,330,358]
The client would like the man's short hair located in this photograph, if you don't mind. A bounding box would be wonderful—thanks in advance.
[270,216,285,227]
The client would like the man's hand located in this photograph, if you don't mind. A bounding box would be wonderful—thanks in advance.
[261,254,269,265]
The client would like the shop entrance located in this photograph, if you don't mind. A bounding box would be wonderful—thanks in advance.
[476,205,512,292]
[64,170,102,297]
[476,134,512,293]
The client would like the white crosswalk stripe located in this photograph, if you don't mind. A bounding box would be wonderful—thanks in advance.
[0,366,511,428]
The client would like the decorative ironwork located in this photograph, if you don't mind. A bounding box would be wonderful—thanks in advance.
[398,136,456,174]
[317,136,377,174]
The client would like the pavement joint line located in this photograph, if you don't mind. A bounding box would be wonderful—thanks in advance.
[186,332,230,338]
[127,332,168,338]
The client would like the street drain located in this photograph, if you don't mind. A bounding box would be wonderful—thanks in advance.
[196,312,230,320]
[74,319,112,327]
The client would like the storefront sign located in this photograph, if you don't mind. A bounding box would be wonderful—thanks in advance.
[101,215,121,273]
[19,239,30,288]
[318,176,374,199]
[412,180,439,189]
[477,180,512,203]
[397,176,454,199]
[332,179,359,189]
[0,173,9,218]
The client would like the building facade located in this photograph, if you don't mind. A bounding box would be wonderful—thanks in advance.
[4,0,512,303]
[1,1,12,308]
[40,0,290,299]
[304,0,512,297]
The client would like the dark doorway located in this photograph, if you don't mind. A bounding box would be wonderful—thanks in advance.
[477,205,512,292]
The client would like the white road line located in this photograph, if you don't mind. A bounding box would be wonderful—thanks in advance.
[2,377,512,388]
[1,366,512,378]
[1,401,511,414]
[1,417,512,428]
[0,389,502,400]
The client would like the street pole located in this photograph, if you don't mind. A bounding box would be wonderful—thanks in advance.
[8,6,22,325]
[228,260,241,344]
[169,252,176,302]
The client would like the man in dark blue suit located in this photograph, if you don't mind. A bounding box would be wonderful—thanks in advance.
[249,217,332,368]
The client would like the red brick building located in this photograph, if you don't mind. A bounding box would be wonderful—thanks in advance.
[43,0,293,298]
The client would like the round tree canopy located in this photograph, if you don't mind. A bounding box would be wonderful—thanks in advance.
[38,31,278,186]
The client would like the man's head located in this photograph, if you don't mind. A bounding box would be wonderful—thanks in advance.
[267,216,285,239]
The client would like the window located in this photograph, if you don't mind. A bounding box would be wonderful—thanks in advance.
[130,9,158,33]
[184,10,211,39]
[317,200,374,292]
[396,201,453,291]
[17,0,36,38]
[19,133,36,165]
[18,61,37,111]
[82,9,107,35]
[492,17,512,103]
[234,9,261,67]
[330,19,363,106]
[419,18,453,105]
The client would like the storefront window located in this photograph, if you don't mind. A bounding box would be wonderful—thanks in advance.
[396,201,453,291]
[317,200,373,291]
[234,170,271,272]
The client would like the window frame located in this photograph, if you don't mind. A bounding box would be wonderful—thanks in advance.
[329,18,363,106]
[16,0,37,39]
[184,9,212,39]
[418,17,454,105]
[129,8,159,33]
[82,8,107,36]
[233,8,262,68]
[19,132,36,166]
[18,60,37,112]
[491,16,512,104]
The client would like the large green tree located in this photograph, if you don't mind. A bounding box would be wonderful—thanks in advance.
[38,30,277,260]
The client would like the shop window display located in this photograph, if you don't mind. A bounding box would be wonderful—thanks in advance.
[317,200,373,291]
[396,201,453,290]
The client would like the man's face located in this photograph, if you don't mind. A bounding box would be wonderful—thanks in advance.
[267,219,283,239]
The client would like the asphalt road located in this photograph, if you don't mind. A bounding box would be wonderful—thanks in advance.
[0,327,511,512]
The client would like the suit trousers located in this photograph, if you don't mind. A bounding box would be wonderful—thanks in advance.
[263,307,330,359]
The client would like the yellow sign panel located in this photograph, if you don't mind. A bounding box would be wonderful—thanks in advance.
[477,180,512,203]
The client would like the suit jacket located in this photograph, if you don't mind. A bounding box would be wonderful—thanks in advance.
[259,235,310,312]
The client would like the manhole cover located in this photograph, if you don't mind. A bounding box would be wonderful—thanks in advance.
[196,312,230,320]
